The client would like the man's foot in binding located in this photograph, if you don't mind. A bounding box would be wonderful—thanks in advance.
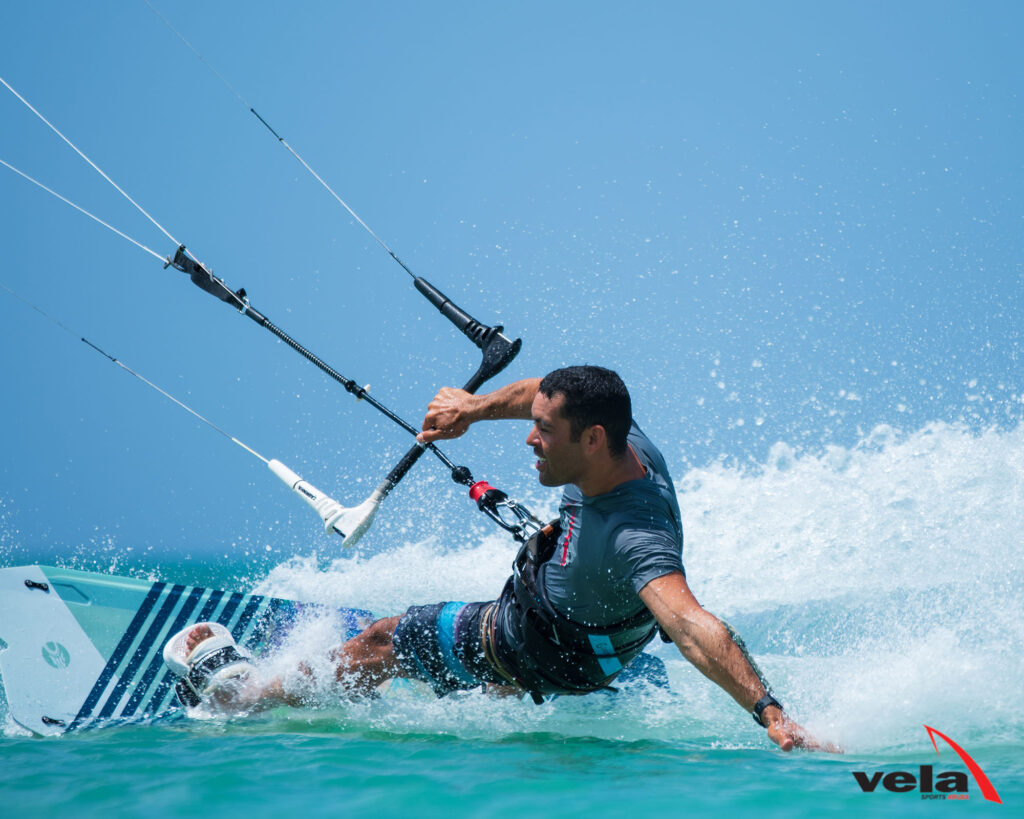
[163,622,265,715]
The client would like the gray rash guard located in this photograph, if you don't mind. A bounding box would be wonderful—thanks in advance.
[493,421,684,651]
[543,421,685,625]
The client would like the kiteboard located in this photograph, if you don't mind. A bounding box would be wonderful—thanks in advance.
[1,564,671,737]
[0,564,373,736]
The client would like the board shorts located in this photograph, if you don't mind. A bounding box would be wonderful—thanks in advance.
[391,601,509,696]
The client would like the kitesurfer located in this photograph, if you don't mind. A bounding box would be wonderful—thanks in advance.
[170,365,833,751]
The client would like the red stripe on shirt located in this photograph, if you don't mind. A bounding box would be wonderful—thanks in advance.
[559,512,577,566]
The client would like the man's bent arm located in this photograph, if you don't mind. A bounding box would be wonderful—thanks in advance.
[419,378,541,443]
[639,571,837,752]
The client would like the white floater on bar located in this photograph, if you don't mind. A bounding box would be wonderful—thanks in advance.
[268,459,384,547]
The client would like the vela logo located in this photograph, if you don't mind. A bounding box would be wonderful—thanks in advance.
[852,726,1002,804]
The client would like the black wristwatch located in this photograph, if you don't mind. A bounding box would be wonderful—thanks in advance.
[752,694,783,727]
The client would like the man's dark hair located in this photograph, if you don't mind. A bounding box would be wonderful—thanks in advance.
[538,365,632,457]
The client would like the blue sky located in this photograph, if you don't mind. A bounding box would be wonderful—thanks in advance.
[1,1,1020,563]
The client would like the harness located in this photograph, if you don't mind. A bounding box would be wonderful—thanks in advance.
[486,521,658,702]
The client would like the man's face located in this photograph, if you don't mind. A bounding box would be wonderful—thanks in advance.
[526,391,586,487]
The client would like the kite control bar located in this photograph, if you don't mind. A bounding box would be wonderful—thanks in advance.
[166,244,537,543]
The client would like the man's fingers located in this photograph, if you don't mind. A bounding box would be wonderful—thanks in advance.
[767,717,844,754]
[416,423,467,443]
[767,722,796,752]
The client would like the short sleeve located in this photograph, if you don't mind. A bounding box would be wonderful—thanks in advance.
[610,524,685,594]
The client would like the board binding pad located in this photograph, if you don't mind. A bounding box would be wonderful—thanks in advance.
[0,565,373,736]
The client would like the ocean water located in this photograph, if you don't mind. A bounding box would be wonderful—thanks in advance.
[2,419,1022,816]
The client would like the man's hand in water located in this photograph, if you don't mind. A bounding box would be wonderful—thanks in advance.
[763,707,843,753]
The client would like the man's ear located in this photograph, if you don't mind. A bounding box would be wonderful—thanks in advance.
[582,424,607,454]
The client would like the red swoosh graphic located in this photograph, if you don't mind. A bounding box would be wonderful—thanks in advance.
[924,725,1002,804]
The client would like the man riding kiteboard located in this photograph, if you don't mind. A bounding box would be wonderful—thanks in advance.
[166,365,833,752]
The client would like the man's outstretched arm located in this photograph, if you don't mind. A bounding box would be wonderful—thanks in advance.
[639,571,839,752]
[418,377,542,443]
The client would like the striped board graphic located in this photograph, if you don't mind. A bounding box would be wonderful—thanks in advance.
[0,565,374,736]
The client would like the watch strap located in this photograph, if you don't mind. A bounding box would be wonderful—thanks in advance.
[752,694,782,727]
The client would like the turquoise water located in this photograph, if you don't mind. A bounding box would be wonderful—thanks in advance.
[4,723,1019,817]
[3,420,1022,816]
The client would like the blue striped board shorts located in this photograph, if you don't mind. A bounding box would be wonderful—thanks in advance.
[391,601,507,696]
